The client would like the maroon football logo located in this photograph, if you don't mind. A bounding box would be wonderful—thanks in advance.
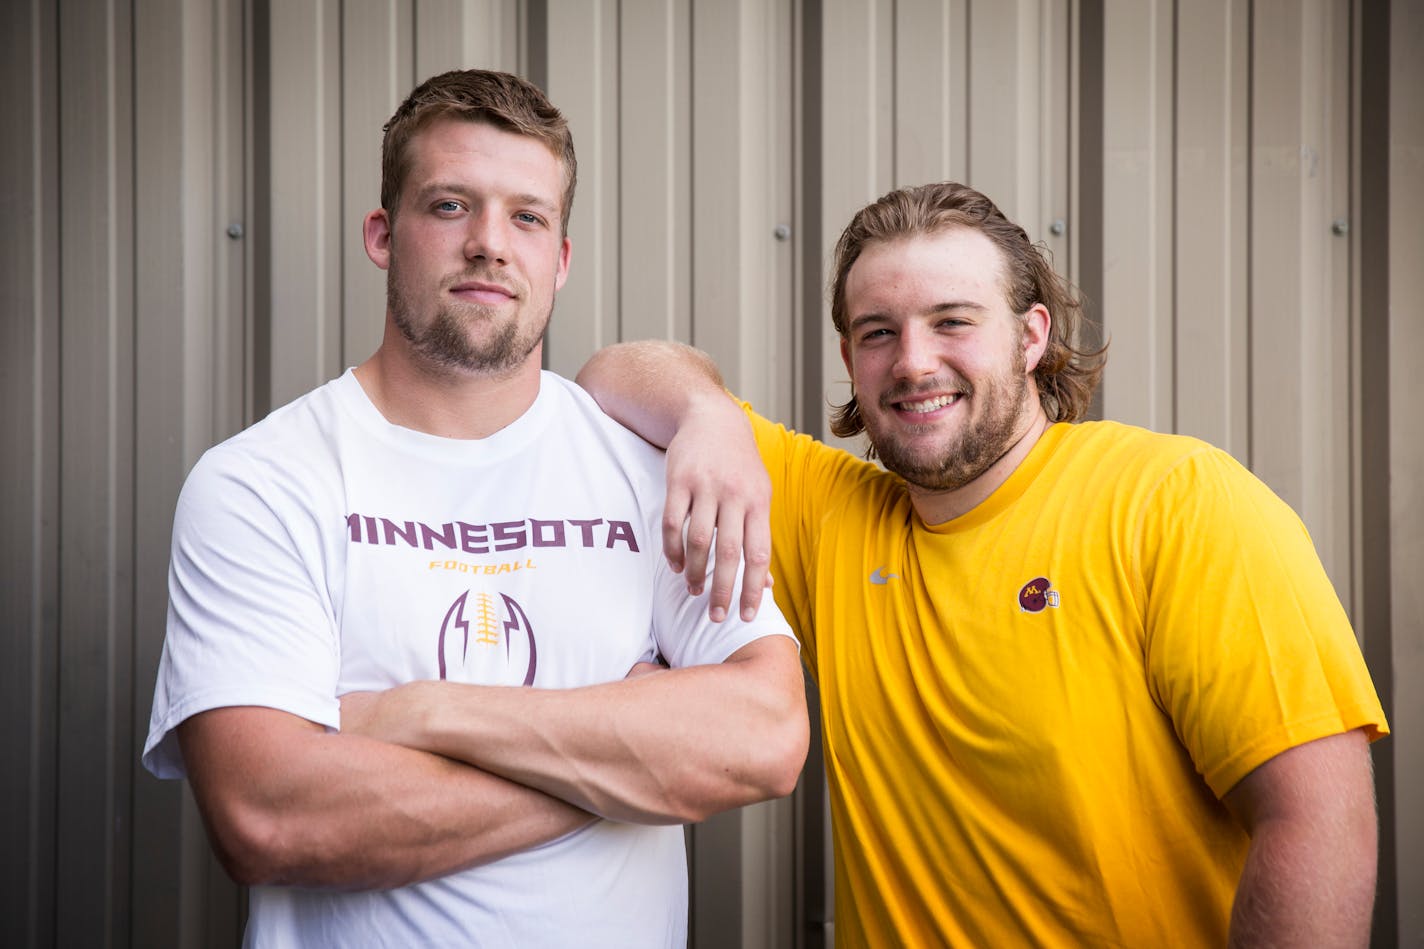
[438,589,538,685]
[1018,577,1058,613]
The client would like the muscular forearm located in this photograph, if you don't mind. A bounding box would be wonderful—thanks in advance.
[345,637,808,825]
[576,340,727,449]
[178,707,593,890]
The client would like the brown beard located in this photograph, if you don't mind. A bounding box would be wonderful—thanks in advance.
[387,261,549,376]
[865,335,1032,492]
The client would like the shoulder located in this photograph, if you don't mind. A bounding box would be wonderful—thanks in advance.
[178,378,349,518]
[1055,421,1245,491]
[1059,420,1217,462]
[542,371,668,464]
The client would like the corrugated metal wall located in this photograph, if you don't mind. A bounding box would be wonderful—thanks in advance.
[2,1,1420,946]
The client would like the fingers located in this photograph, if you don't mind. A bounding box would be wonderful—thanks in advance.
[662,482,692,576]
[691,495,773,624]
[682,494,719,602]
[657,398,772,622]
[703,504,744,624]
[738,513,773,622]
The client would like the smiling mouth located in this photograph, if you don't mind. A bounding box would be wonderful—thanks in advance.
[894,393,961,414]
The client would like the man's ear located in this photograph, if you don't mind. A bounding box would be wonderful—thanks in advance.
[363,209,393,270]
[1023,304,1051,374]
[553,236,572,292]
[840,335,853,379]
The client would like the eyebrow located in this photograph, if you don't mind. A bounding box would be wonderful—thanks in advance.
[415,182,560,215]
[847,300,987,331]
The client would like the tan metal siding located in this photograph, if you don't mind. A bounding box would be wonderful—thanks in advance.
[1173,0,1250,457]
[1383,1,1424,938]
[1,1,61,945]
[3,1,1419,946]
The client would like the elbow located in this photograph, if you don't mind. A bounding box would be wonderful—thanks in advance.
[759,710,811,800]
[201,806,290,886]
[733,686,811,807]
[199,799,342,888]
[684,707,811,822]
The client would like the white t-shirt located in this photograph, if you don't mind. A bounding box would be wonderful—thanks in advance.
[143,369,794,948]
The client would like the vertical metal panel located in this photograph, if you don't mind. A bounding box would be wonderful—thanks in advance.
[542,0,620,376]
[817,0,888,451]
[1352,4,1391,936]
[263,0,343,407]
[56,0,137,943]
[892,1,964,187]
[445,0,522,74]
[210,0,251,451]
[1098,0,1174,428]
[617,0,691,345]
[131,1,197,944]
[1173,0,1249,458]
[967,1,1044,226]
[1316,0,1354,593]
[130,1,250,946]
[0,0,60,946]
[746,0,798,426]
[1074,0,1105,415]
[1249,0,1352,588]
[690,0,791,413]
[1038,0,1072,272]
[342,1,413,368]
[1384,1,1424,939]
[684,4,798,941]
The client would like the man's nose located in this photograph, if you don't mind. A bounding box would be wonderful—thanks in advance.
[891,324,939,379]
[464,210,508,264]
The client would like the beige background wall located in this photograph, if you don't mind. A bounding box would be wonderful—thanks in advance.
[3,1,1419,947]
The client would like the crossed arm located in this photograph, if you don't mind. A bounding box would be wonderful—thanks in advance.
[340,635,807,825]
[179,634,807,890]
[177,705,593,890]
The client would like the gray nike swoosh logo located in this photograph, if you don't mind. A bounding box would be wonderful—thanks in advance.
[869,568,899,585]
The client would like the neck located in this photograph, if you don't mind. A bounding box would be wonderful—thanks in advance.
[353,335,542,440]
[907,408,1051,525]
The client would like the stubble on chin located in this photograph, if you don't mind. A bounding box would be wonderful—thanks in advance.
[869,354,1032,493]
[387,273,547,377]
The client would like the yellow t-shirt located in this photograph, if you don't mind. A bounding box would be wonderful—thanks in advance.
[751,413,1388,948]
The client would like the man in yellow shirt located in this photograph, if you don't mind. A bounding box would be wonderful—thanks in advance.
[578,181,1388,947]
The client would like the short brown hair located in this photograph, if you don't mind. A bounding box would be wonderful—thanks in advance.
[828,181,1106,437]
[381,69,577,235]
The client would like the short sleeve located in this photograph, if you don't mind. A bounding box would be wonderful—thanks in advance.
[649,550,797,670]
[141,446,343,778]
[1141,447,1388,798]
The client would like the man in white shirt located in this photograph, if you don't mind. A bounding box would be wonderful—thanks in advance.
[142,68,807,949]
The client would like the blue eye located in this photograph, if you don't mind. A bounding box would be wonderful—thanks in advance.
[435,200,462,213]
[515,212,543,226]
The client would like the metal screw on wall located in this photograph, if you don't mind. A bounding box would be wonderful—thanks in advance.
[1049,218,1066,237]
[774,224,792,241]
[1331,218,1348,236]
[227,223,245,240]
